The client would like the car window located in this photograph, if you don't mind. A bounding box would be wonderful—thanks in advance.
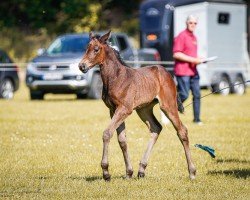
[116,36,128,51]
[0,51,11,63]
[108,37,116,46]
[47,36,89,55]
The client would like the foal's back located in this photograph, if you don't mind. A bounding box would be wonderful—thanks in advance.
[125,65,176,109]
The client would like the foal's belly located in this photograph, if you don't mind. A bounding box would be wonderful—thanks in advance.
[133,79,159,109]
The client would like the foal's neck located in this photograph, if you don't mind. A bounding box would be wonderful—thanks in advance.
[100,46,127,87]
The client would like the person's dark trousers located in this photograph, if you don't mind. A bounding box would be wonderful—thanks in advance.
[176,74,201,122]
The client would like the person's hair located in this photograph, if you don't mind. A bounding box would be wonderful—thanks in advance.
[186,15,198,23]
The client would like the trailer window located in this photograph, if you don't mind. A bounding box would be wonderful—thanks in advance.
[144,8,161,30]
[218,13,230,24]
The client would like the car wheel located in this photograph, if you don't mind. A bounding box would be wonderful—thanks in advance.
[233,76,245,95]
[76,93,88,99]
[88,73,102,99]
[0,78,14,99]
[30,89,44,100]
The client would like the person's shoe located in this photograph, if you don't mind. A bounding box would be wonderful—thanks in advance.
[193,120,203,126]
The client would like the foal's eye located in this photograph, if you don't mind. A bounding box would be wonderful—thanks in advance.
[94,46,99,53]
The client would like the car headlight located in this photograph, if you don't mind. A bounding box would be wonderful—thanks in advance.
[69,62,79,69]
[27,63,35,72]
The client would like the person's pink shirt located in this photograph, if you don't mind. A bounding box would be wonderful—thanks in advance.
[173,29,198,76]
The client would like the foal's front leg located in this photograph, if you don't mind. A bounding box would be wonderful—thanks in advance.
[101,106,132,181]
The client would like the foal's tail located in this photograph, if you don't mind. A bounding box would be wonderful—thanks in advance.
[177,94,184,114]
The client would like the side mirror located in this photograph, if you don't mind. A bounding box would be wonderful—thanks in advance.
[37,48,45,56]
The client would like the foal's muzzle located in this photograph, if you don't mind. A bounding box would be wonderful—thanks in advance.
[78,63,89,73]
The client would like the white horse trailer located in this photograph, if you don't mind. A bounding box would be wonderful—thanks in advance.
[174,1,250,95]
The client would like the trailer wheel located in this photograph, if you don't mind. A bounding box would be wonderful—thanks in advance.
[233,75,245,95]
[211,75,230,95]
[218,76,231,95]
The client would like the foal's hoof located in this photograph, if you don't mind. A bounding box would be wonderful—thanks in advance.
[103,174,111,181]
[126,169,133,179]
[189,174,196,180]
[124,175,133,180]
[189,172,196,180]
[137,172,145,178]
[189,168,196,180]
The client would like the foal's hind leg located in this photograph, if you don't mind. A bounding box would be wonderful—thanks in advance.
[136,101,162,178]
[159,93,196,179]
[116,122,133,178]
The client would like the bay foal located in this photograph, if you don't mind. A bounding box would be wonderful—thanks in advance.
[79,31,196,181]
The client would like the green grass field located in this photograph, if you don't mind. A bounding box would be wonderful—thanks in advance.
[0,83,249,199]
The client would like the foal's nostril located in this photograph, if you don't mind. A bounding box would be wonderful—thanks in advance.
[78,63,89,73]
[78,63,85,71]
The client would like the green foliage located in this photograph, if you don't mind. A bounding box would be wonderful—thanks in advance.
[73,3,103,33]
[105,0,142,13]
[121,18,139,36]
[0,0,141,34]
[0,0,91,33]
[0,0,143,62]
[0,28,54,63]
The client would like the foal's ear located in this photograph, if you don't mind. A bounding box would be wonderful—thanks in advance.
[99,30,111,44]
[89,31,95,40]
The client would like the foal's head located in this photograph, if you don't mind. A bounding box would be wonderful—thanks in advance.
[78,31,111,73]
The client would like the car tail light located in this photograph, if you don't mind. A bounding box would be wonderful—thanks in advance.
[14,65,19,72]
[154,52,161,61]
[147,34,157,41]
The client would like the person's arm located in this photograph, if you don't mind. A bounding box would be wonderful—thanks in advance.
[173,52,203,65]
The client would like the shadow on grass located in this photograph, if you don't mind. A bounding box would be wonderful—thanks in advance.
[0,190,41,198]
[37,176,51,180]
[42,98,100,102]
[216,158,250,164]
[68,175,102,182]
[68,175,127,182]
[208,169,250,179]
[42,98,77,102]
[0,188,41,198]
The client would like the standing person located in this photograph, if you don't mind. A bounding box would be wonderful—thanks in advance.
[173,15,203,125]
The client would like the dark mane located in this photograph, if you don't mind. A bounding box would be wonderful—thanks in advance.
[94,35,129,67]
[109,45,130,67]
[94,35,130,67]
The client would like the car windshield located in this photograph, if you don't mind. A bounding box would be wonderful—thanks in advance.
[0,51,12,63]
[47,36,89,55]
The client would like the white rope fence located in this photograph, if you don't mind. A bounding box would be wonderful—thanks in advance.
[0,61,175,67]
[0,61,250,71]
[1,61,250,66]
